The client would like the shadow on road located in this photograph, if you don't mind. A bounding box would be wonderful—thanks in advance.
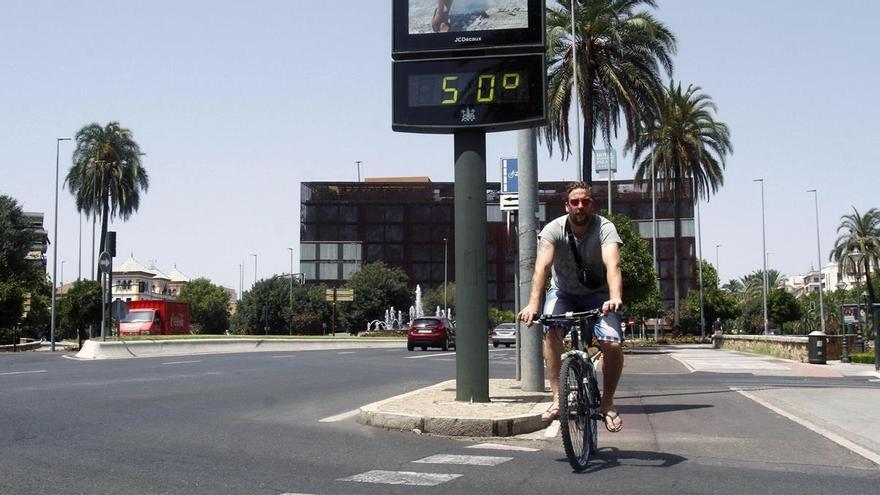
[557,448,687,473]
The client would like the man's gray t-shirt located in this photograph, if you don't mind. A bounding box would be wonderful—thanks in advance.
[539,214,622,295]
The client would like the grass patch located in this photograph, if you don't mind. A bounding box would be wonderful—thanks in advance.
[849,352,876,364]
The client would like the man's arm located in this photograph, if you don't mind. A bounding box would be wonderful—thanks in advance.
[517,238,555,326]
[601,242,623,313]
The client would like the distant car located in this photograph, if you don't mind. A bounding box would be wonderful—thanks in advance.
[491,323,517,347]
[407,317,456,351]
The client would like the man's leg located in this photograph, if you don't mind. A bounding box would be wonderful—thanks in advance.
[543,327,564,417]
[600,340,624,430]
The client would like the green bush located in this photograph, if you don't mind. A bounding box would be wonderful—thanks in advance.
[849,352,875,364]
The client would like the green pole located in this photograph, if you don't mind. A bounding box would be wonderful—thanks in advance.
[454,130,489,403]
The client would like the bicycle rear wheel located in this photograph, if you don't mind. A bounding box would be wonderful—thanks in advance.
[559,355,594,471]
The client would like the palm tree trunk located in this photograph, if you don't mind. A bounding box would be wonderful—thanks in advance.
[672,174,682,329]
[865,258,876,333]
[99,192,109,256]
[582,65,593,186]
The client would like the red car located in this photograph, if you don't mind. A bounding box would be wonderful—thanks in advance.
[407,317,456,351]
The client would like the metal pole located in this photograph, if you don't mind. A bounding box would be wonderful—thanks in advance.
[652,151,659,341]
[607,145,613,214]
[517,128,543,392]
[356,160,362,182]
[715,244,722,275]
[511,212,521,381]
[288,247,294,335]
[694,178,705,339]
[251,254,257,289]
[454,130,489,402]
[754,178,769,335]
[808,190,826,334]
[570,0,582,181]
[443,237,448,314]
[51,137,71,352]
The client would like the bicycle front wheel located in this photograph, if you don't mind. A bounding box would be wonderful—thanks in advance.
[559,355,594,471]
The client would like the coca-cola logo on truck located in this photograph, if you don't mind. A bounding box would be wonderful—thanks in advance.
[170,314,185,329]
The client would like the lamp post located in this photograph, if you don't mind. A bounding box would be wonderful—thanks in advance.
[250,253,258,289]
[238,263,243,301]
[288,247,294,335]
[443,237,448,315]
[837,280,851,363]
[753,178,769,335]
[807,189,826,334]
[715,244,722,276]
[60,261,65,287]
[51,136,72,352]
[356,160,363,182]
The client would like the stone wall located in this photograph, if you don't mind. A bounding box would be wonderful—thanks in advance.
[714,334,809,362]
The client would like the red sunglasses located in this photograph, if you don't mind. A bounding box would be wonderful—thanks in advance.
[568,198,593,207]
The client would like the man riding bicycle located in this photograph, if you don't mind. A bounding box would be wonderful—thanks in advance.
[518,182,624,432]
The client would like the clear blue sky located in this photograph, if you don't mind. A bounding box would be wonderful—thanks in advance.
[2,1,878,294]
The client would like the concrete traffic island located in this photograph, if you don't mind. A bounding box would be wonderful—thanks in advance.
[358,379,553,437]
[73,338,402,360]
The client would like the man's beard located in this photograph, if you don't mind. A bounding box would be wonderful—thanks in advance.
[569,210,590,227]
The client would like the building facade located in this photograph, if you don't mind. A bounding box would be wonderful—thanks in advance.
[300,179,696,311]
[111,257,191,302]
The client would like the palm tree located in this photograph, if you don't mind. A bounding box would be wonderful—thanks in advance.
[830,207,880,312]
[631,83,732,328]
[543,0,676,184]
[740,269,784,300]
[65,122,149,264]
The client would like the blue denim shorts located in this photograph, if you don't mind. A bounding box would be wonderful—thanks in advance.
[542,289,623,343]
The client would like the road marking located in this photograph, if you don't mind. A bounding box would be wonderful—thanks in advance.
[544,420,560,438]
[405,352,456,359]
[0,370,47,376]
[734,388,880,466]
[413,454,512,466]
[466,443,540,452]
[161,360,202,365]
[319,409,360,423]
[339,470,461,486]
[337,351,356,355]
[271,355,298,358]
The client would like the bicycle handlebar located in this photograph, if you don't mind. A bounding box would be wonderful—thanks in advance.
[537,308,603,324]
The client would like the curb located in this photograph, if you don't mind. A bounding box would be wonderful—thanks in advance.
[357,381,551,437]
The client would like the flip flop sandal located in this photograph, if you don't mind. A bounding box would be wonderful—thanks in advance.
[432,4,451,32]
[603,409,623,432]
[541,406,560,422]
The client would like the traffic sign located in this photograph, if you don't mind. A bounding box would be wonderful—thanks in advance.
[500,193,519,211]
[501,158,518,193]
[325,288,354,302]
[98,251,111,274]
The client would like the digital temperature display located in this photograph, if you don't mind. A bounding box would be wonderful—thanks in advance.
[393,54,545,133]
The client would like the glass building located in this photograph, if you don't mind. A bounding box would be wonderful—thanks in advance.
[300,178,695,311]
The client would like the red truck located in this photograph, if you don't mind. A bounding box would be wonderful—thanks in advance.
[118,300,191,336]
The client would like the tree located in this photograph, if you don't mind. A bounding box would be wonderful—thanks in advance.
[421,282,456,317]
[178,278,230,334]
[604,212,661,321]
[740,269,784,300]
[65,122,149,258]
[0,195,45,338]
[59,280,102,348]
[344,262,412,334]
[632,83,732,329]
[830,206,880,322]
[232,277,330,335]
[543,0,676,183]
[768,289,801,329]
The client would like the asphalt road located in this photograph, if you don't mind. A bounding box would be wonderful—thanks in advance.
[1,345,878,494]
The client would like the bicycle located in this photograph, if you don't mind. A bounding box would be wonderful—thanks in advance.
[538,309,604,471]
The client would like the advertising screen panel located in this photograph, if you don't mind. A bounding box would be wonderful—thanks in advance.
[392,0,545,59]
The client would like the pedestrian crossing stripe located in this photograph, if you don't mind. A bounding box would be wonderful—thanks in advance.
[413,454,513,466]
[466,443,540,452]
[339,470,462,486]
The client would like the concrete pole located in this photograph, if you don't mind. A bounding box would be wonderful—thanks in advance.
[517,128,544,392]
[454,130,489,403]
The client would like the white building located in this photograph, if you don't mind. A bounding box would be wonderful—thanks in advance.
[111,257,190,302]
[783,261,863,297]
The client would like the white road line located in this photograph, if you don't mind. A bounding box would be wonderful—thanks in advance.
[544,420,560,438]
[337,351,356,355]
[734,388,880,466]
[405,352,456,359]
[466,443,540,452]
[318,409,360,423]
[0,370,47,376]
[271,355,297,358]
[412,454,512,466]
[339,470,462,486]
[161,360,202,365]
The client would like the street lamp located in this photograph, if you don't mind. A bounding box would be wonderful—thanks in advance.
[60,261,65,287]
[715,244,722,276]
[837,279,851,363]
[356,160,363,182]
[443,237,448,315]
[51,136,72,352]
[807,189,826,334]
[753,178,769,335]
[570,0,582,181]
[847,249,866,356]
[288,247,294,335]
[250,253,258,289]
